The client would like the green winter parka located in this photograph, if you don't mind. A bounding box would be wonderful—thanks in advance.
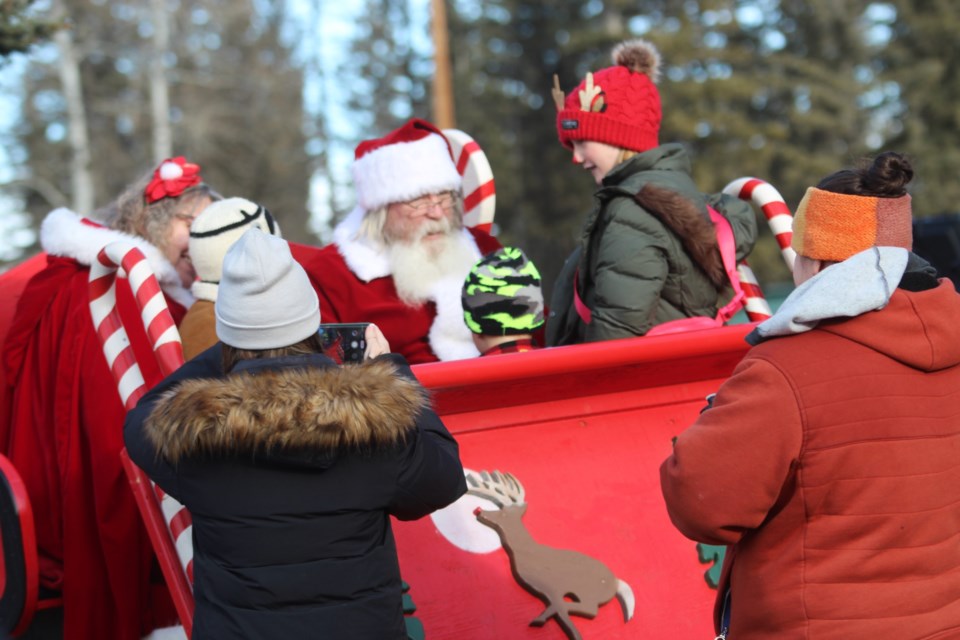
[546,143,757,346]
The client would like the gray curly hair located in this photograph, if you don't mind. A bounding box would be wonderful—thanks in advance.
[101,166,221,251]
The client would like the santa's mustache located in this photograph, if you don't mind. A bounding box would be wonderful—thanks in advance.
[408,217,456,243]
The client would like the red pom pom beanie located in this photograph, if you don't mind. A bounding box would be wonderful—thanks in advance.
[554,39,662,152]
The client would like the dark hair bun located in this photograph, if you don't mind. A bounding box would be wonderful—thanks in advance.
[816,151,913,198]
[861,151,913,197]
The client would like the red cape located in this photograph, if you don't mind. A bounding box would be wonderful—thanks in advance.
[0,253,47,408]
[1,255,180,639]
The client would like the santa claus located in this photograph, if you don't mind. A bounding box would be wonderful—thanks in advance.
[292,119,501,364]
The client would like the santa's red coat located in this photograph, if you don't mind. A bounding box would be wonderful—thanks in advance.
[291,227,501,364]
[1,247,181,637]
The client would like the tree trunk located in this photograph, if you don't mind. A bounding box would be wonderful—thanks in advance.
[53,1,94,214]
[149,0,173,161]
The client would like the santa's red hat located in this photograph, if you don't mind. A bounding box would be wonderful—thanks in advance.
[352,118,462,211]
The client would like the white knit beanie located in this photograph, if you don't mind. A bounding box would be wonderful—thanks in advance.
[189,197,281,302]
[215,228,319,349]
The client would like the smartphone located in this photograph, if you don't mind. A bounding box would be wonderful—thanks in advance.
[318,323,369,363]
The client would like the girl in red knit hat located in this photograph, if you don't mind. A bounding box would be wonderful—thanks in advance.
[545,39,757,345]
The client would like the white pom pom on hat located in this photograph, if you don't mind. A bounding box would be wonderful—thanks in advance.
[215,228,319,350]
[159,161,184,180]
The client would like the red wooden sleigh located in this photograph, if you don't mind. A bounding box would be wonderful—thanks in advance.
[79,177,792,639]
[0,123,797,637]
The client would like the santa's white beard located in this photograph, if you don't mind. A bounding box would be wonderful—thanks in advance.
[388,229,477,306]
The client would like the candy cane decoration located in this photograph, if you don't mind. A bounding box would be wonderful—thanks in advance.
[89,242,195,610]
[721,177,798,323]
[443,128,496,233]
[89,244,184,406]
[724,177,797,272]
[736,261,773,321]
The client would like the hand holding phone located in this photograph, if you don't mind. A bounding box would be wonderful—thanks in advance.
[363,323,390,359]
[318,323,369,363]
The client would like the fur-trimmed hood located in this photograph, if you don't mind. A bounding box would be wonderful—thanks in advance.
[145,356,428,463]
[633,183,725,288]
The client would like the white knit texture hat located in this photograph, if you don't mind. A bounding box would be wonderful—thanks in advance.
[189,197,281,302]
[215,228,319,349]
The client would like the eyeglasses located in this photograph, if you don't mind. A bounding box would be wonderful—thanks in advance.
[401,192,456,214]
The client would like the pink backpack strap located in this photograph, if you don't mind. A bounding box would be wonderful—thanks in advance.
[573,207,744,328]
[708,206,746,323]
[573,269,592,325]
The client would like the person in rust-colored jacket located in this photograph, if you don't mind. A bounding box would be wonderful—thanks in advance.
[661,152,960,639]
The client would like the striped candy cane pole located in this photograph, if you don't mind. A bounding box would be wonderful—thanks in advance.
[89,242,195,597]
[736,261,773,321]
[724,177,797,272]
[443,129,496,233]
[89,243,184,406]
[723,177,798,322]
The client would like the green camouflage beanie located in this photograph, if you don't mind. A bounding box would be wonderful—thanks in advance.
[462,247,545,336]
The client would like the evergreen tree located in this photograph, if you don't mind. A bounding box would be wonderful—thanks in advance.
[878,0,960,216]
[8,0,315,261]
[0,0,60,59]
[447,0,888,289]
[345,0,429,138]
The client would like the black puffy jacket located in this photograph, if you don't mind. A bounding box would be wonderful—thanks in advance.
[125,347,466,639]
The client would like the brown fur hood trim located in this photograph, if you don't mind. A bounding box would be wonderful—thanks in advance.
[145,360,428,463]
[633,184,726,288]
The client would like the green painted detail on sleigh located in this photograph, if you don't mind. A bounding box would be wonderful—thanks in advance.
[402,580,425,640]
[697,543,726,589]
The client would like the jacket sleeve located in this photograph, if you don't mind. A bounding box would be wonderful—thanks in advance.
[659,353,803,545]
[123,343,223,501]
[385,357,467,520]
[585,197,669,342]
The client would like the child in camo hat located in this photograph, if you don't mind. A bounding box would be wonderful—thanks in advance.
[461,246,544,356]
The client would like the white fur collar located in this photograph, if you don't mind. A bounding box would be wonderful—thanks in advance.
[332,207,482,361]
[428,273,482,361]
[332,205,391,281]
[41,207,194,309]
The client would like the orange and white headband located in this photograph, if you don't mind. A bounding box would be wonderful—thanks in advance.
[791,187,912,262]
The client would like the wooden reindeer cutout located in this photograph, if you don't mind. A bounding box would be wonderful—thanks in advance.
[466,470,635,640]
